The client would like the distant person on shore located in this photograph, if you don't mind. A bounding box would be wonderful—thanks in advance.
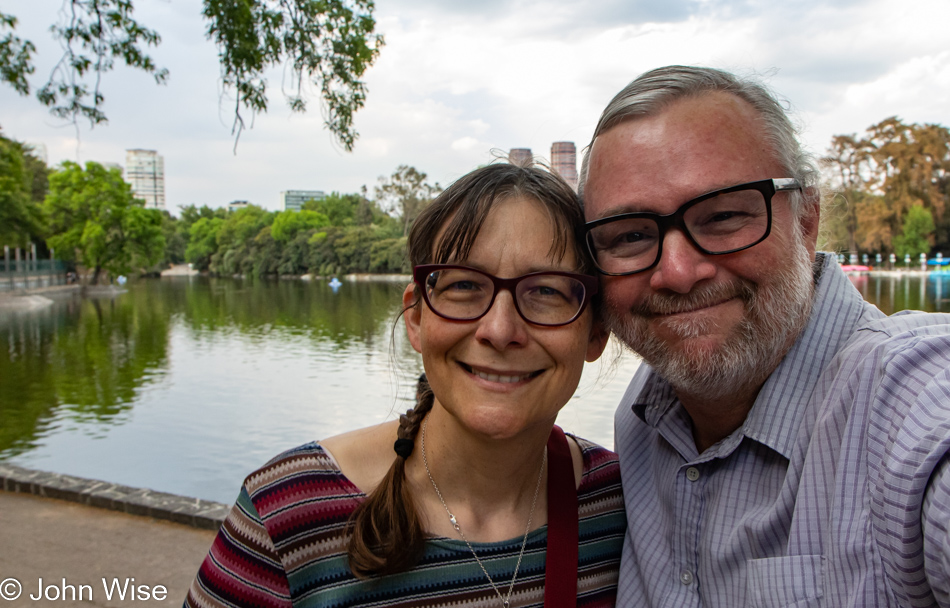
[581,65,950,605]
[185,163,626,608]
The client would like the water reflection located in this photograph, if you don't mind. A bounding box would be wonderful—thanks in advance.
[0,278,430,502]
[5,272,940,503]
[846,272,950,314]
[0,289,169,457]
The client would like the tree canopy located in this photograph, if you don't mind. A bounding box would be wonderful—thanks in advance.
[821,118,950,258]
[1,0,383,150]
[374,165,441,236]
[45,160,165,283]
[0,129,47,247]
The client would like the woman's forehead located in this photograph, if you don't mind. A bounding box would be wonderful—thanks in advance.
[435,197,577,270]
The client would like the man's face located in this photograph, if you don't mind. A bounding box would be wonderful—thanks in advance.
[583,92,820,399]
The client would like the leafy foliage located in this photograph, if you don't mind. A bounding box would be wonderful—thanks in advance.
[374,166,441,236]
[44,161,165,283]
[271,209,329,242]
[0,12,35,95]
[821,118,950,258]
[0,130,46,247]
[893,205,935,259]
[1,0,381,148]
[36,0,167,128]
[203,0,382,150]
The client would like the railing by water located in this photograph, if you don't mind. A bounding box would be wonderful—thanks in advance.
[0,252,68,292]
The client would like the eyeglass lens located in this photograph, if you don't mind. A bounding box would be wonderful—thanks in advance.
[588,186,770,275]
[423,267,588,325]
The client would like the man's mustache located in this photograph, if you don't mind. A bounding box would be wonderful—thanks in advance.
[627,280,756,318]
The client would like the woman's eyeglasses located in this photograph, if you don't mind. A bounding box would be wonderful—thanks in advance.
[413,264,598,327]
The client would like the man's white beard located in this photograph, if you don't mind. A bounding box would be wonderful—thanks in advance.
[604,234,816,402]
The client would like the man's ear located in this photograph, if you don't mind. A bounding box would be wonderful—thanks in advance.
[586,319,610,363]
[403,283,423,354]
[800,186,821,256]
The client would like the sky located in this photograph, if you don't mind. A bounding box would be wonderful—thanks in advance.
[3,0,950,215]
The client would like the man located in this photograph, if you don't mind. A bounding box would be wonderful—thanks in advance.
[580,65,950,607]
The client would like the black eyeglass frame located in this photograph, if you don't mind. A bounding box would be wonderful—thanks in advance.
[412,264,599,327]
[584,178,802,276]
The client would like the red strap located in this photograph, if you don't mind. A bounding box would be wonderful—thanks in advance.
[544,425,578,608]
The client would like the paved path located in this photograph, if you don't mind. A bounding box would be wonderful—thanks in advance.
[0,491,216,607]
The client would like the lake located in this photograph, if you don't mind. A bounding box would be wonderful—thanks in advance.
[0,276,639,503]
[3,272,949,504]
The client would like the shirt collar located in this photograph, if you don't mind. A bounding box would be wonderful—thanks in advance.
[742,252,878,458]
[628,253,880,461]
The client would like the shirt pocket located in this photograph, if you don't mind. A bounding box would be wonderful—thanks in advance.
[747,554,824,608]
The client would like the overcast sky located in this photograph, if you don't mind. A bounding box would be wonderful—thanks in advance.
[3,0,949,214]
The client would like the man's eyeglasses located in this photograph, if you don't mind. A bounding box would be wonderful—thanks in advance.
[584,178,802,276]
[413,264,599,327]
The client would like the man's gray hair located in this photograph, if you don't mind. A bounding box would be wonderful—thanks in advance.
[579,65,820,218]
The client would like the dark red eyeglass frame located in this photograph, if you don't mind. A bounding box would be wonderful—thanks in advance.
[412,264,599,327]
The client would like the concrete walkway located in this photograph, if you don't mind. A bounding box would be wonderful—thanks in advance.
[0,491,217,607]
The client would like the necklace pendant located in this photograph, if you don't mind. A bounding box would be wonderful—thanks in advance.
[503,601,510,608]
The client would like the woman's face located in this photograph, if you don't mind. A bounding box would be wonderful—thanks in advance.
[403,196,608,441]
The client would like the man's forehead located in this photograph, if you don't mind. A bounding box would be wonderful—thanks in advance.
[584,93,776,219]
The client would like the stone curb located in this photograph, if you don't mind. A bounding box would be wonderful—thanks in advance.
[0,463,230,531]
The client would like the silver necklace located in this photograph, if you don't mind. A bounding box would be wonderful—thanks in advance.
[421,417,545,608]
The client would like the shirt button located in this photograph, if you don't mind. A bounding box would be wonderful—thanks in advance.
[680,570,694,585]
[686,467,700,481]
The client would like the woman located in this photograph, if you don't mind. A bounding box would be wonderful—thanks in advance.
[184,164,626,608]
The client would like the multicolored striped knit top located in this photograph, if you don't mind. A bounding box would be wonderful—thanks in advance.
[185,436,625,608]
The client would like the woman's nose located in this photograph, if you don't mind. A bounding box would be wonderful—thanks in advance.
[473,289,529,349]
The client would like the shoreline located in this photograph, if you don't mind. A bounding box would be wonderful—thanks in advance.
[0,463,229,530]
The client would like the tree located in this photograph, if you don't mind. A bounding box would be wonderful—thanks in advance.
[823,118,950,255]
[44,161,165,283]
[374,166,441,236]
[821,134,875,254]
[271,209,329,242]
[185,216,224,271]
[1,0,382,150]
[893,204,935,259]
[0,131,45,247]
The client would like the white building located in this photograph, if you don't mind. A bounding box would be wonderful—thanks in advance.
[280,190,325,212]
[125,149,166,210]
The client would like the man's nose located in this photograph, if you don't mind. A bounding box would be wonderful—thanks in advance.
[648,229,717,293]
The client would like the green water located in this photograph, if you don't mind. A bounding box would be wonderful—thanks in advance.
[0,277,636,502]
[2,273,945,503]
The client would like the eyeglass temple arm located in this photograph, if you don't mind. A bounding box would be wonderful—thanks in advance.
[773,178,801,191]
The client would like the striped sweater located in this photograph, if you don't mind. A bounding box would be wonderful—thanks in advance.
[185,436,626,608]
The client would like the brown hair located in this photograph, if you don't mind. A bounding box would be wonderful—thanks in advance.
[347,162,589,578]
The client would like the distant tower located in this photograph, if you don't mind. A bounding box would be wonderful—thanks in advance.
[125,149,166,210]
[551,142,577,191]
[509,148,533,167]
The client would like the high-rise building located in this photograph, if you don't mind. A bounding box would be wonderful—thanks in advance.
[125,149,166,210]
[509,148,533,167]
[280,190,326,212]
[228,200,250,212]
[551,142,578,191]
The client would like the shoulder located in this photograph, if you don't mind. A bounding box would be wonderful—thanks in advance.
[569,434,622,496]
[319,421,400,494]
[242,441,364,522]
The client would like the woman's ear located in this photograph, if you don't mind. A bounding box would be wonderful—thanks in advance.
[586,319,610,363]
[403,283,423,354]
